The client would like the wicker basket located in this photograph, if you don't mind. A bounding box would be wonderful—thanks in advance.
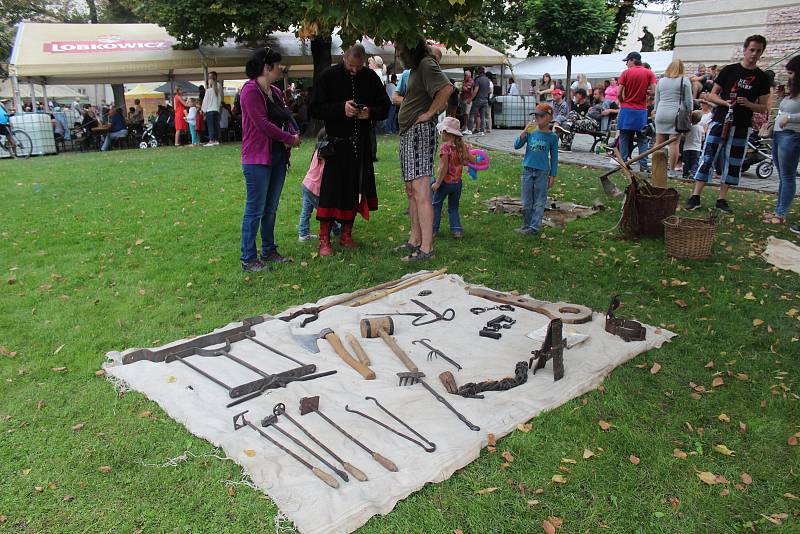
[620,182,679,238]
[663,215,717,259]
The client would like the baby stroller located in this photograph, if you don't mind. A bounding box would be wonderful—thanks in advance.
[741,131,773,179]
[137,122,160,149]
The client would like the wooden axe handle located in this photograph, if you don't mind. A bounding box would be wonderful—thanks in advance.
[598,136,678,180]
[323,331,376,380]
[467,286,593,324]
[345,333,371,365]
[378,330,419,373]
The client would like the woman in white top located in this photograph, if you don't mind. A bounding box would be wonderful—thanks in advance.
[766,55,800,228]
[570,74,591,102]
[201,71,222,146]
[654,59,693,175]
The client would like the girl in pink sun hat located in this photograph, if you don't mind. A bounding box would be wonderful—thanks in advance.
[432,117,478,238]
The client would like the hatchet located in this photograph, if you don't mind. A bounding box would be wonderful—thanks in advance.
[291,327,376,380]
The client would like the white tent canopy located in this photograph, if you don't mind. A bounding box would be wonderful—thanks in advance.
[9,23,506,85]
[512,51,674,81]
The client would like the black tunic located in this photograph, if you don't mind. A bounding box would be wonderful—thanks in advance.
[310,63,390,221]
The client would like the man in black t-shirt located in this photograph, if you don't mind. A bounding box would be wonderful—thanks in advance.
[557,89,598,150]
[686,35,770,213]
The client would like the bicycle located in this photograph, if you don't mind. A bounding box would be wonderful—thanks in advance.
[0,125,33,159]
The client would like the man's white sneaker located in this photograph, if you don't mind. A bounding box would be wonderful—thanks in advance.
[463,130,472,135]
[298,234,319,242]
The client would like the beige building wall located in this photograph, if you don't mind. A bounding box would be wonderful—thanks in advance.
[673,0,800,80]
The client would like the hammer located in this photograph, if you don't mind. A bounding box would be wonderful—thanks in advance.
[360,317,418,373]
[291,327,376,380]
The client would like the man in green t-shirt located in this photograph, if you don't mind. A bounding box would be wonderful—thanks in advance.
[396,40,453,261]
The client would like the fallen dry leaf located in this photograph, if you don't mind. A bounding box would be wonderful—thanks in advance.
[704,361,715,369]
[711,377,725,388]
[95,369,106,377]
[500,462,510,470]
[71,423,85,431]
[487,446,496,453]
[516,423,533,433]
[669,496,680,510]
[35,486,44,492]
[138,410,152,418]
[502,451,514,463]
[227,486,236,497]
[650,362,662,374]
[598,420,612,431]
[51,367,67,373]
[583,449,595,459]
[98,465,112,473]
[743,291,756,300]
[673,449,688,459]
[527,499,539,507]
[629,455,641,465]
[719,488,730,496]
[561,458,577,464]
[63,495,74,502]
[551,474,567,484]
[453,530,464,534]
[740,473,752,485]
[718,413,730,423]
[166,376,177,383]
[788,435,798,446]
[244,449,257,458]
[713,444,735,457]
[784,493,798,500]
[752,319,764,327]
[697,471,718,485]
[675,299,687,308]
[739,422,747,434]
[487,433,497,447]
[543,520,556,534]
[477,487,499,495]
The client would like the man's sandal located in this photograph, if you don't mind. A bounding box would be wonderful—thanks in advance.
[394,242,419,253]
[762,213,786,225]
[401,249,435,262]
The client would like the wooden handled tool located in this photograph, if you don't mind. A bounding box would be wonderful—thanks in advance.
[312,467,340,488]
[345,333,371,365]
[467,287,593,324]
[320,328,375,380]
[359,318,419,372]
[349,268,447,307]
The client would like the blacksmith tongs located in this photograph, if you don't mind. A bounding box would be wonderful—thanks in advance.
[409,299,455,326]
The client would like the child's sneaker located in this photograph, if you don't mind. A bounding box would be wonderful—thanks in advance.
[715,198,733,214]
[514,227,537,235]
[298,234,318,242]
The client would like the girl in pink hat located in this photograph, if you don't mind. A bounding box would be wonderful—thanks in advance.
[432,117,477,238]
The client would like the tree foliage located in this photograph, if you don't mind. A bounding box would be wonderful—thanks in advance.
[452,0,522,54]
[658,0,679,51]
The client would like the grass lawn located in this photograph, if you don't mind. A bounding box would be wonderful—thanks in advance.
[1,138,798,533]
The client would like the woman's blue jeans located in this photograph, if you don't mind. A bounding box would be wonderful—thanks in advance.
[773,129,800,217]
[521,167,549,232]
[240,149,288,262]
[432,181,463,234]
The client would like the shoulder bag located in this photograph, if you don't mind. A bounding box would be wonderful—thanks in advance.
[675,77,691,133]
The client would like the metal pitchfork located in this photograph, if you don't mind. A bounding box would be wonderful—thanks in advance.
[411,338,462,371]
[397,372,480,431]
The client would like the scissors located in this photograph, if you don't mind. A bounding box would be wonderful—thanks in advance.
[469,304,515,315]
[409,299,455,326]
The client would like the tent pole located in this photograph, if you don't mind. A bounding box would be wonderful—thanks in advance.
[41,78,49,112]
[501,63,505,95]
[10,75,23,114]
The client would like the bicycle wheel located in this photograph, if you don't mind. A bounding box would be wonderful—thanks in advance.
[11,130,33,159]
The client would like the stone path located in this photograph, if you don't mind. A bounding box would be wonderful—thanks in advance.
[469,129,782,195]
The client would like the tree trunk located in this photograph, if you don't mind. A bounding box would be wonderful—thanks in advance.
[86,0,99,24]
[565,55,572,113]
[307,34,333,137]
[602,0,635,54]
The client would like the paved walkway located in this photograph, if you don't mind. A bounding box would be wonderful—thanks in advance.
[469,129,781,194]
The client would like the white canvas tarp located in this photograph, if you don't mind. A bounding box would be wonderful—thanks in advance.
[9,23,505,85]
[105,272,674,534]
[512,51,674,81]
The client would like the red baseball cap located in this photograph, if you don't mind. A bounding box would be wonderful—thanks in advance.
[552,88,564,96]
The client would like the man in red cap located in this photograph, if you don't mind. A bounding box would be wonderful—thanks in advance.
[617,51,657,170]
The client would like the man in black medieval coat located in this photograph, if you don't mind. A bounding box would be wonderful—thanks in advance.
[310,44,390,256]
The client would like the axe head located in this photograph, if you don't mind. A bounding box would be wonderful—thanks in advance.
[299,396,319,415]
[289,328,325,354]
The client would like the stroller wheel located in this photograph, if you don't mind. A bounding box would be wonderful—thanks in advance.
[756,161,773,179]
[139,141,149,150]
[148,138,159,148]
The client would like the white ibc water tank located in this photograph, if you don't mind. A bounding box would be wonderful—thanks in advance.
[11,113,57,156]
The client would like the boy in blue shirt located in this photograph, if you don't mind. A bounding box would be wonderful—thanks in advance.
[513,103,559,235]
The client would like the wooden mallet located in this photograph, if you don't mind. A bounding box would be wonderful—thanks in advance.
[359,317,419,373]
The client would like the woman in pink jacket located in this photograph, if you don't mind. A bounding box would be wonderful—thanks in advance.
[239,47,301,272]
